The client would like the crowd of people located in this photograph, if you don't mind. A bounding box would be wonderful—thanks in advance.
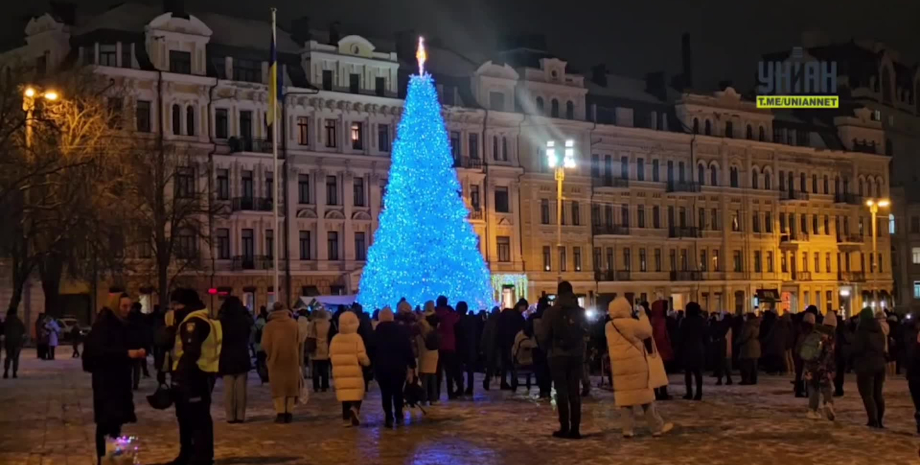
[2,284,920,464]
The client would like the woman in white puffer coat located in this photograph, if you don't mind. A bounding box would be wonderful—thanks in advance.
[330,311,371,426]
[605,297,673,438]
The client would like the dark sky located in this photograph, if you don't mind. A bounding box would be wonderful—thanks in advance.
[5,0,919,90]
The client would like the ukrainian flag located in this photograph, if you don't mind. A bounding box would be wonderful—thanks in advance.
[267,9,280,127]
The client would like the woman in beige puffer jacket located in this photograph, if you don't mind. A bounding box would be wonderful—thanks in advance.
[605,297,673,438]
[416,300,440,404]
[330,311,370,426]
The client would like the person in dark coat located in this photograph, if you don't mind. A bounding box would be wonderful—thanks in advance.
[852,308,888,428]
[794,309,817,397]
[455,301,478,396]
[218,296,253,423]
[833,313,853,397]
[84,293,146,464]
[433,296,462,398]
[761,310,787,374]
[497,299,527,390]
[528,297,552,398]
[537,282,586,439]
[354,304,376,392]
[373,308,417,428]
[127,302,151,390]
[480,307,501,390]
[678,302,707,400]
[3,307,26,378]
[737,313,762,384]
[905,313,920,435]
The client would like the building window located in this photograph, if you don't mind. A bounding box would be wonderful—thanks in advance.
[470,185,481,210]
[573,246,582,271]
[559,246,567,272]
[746,124,753,140]
[375,77,386,96]
[621,156,629,179]
[692,118,699,134]
[351,122,363,150]
[297,117,309,145]
[171,104,181,135]
[299,231,311,260]
[753,213,760,232]
[215,108,228,139]
[99,44,117,66]
[638,248,647,272]
[322,70,333,90]
[501,136,509,161]
[815,252,821,272]
[349,74,360,94]
[764,171,772,190]
[713,249,721,271]
[169,50,192,74]
[543,246,551,271]
[489,91,505,111]
[912,216,920,234]
[637,158,645,181]
[217,228,230,259]
[653,206,661,229]
[767,251,774,272]
[751,169,759,189]
[265,229,274,259]
[914,282,920,299]
[350,177,365,207]
[378,124,390,152]
[566,101,575,120]
[765,212,773,233]
[652,159,660,182]
[241,229,254,259]
[733,251,742,272]
[654,249,662,272]
[536,97,544,114]
[450,131,461,159]
[731,211,741,232]
[637,205,646,228]
[325,176,338,206]
[176,232,197,259]
[730,167,739,187]
[216,169,229,200]
[623,248,631,271]
[725,121,733,138]
[621,204,630,227]
[699,208,706,230]
[704,120,712,135]
[572,201,580,226]
[298,174,310,204]
[239,110,253,140]
[759,126,765,141]
[354,232,367,261]
[327,232,340,260]
[754,251,762,272]
[781,252,788,272]
[711,208,719,230]
[551,99,560,117]
[497,236,511,262]
[325,120,337,148]
[710,166,718,186]
[494,187,509,213]
[186,106,195,136]
[176,167,195,198]
[700,250,708,271]
[469,133,479,159]
[912,247,920,264]
[128,100,150,134]
[233,58,261,83]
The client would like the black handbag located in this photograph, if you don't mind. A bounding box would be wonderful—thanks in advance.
[147,383,174,410]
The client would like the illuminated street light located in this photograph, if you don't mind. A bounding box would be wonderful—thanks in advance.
[24,87,35,98]
[865,198,890,310]
[547,139,576,281]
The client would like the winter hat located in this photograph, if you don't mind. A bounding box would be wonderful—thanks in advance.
[859,308,875,325]
[169,288,201,307]
[423,300,436,314]
[607,296,632,319]
[803,313,816,325]
[379,307,394,322]
[823,312,837,328]
[397,300,412,314]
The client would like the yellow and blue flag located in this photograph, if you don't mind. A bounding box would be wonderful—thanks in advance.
[267,9,281,127]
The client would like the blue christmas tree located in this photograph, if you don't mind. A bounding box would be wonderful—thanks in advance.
[357,40,493,310]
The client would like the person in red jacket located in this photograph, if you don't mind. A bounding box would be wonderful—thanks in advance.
[434,296,463,399]
[650,300,674,400]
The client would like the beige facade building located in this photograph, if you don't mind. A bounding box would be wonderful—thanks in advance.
[2,3,896,324]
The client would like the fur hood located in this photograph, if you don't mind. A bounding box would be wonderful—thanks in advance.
[338,311,359,334]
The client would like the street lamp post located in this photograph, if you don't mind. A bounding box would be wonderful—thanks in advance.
[865,198,890,309]
[546,139,576,281]
[22,87,59,150]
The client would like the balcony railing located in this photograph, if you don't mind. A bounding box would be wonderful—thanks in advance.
[834,193,863,205]
[594,270,631,281]
[836,234,864,244]
[231,255,273,271]
[838,271,866,282]
[592,224,630,236]
[453,157,483,170]
[669,226,702,238]
[468,209,484,221]
[594,177,630,188]
[780,232,810,243]
[666,181,702,193]
[232,196,274,212]
[670,270,702,281]
[780,190,810,201]
[794,271,813,281]
[229,137,273,153]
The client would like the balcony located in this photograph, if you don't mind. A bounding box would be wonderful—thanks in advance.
[670,270,702,281]
[229,137,273,154]
[669,226,702,238]
[468,209,484,221]
[780,190,810,201]
[231,255,273,271]
[593,224,630,236]
[793,271,813,281]
[453,156,483,170]
[838,271,866,282]
[666,181,702,193]
[594,177,630,189]
[837,234,864,251]
[594,270,631,281]
[834,193,863,205]
[232,196,275,212]
[779,232,809,249]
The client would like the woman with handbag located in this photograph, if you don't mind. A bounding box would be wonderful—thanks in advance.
[218,296,253,423]
[606,297,674,438]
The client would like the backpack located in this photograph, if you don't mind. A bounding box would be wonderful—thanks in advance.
[424,330,441,351]
[799,331,824,362]
[514,336,538,366]
[553,305,587,351]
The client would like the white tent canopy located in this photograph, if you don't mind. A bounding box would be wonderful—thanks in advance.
[296,295,356,308]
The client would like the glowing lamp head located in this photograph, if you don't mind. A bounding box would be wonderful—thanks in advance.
[43,91,58,101]
[878,199,890,208]
[585,308,597,320]
[545,140,557,167]
[24,87,35,98]
[563,139,576,168]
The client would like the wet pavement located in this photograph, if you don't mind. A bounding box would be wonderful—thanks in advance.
[1,349,918,465]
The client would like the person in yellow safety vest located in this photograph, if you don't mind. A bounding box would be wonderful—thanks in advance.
[168,288,221,465]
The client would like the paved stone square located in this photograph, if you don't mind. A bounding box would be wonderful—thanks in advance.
[1,349,918,465]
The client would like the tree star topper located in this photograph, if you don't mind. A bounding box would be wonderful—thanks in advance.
[416,36,427,75]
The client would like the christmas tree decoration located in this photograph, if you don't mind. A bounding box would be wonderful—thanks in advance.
[357,38,492,310]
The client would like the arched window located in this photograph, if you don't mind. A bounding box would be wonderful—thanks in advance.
[704,120,712,135]
[171,104,181,135]
[758,126,765,141]
[710,166,718,186]
[751,169,759,189]
[535,97,544,114]
[692,118,699,134]
[697,164,705,186]
[881,66,893,104]
[858,178,864,196]
[867,181,873,197]
[565,101,574,120]
[746,125,753,140]
[730,167,739,188]
[725,121,733,138]
[764,170,772,190]
[551,99,560,118]
[186,106,195,136]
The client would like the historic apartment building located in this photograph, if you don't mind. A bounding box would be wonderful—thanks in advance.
[2,2,897,321]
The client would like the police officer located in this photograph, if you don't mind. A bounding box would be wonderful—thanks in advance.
[168,288,220,465]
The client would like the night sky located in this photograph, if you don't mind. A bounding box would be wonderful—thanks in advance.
[4,0,919,90]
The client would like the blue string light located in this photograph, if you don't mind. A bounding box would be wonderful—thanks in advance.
[357,73,493,310]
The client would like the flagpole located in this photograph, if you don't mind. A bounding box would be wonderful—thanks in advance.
[271,7,280,307]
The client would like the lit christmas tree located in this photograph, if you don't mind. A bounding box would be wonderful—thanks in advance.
[357,38,493,310]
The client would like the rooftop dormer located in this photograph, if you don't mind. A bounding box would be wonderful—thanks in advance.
[145,12,212,75]
[472,61,519,111]
[304,34,398,98]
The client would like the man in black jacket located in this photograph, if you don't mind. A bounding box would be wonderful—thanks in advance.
[537,282,586,440]
[497,299,526,390]
[455,301,479,396]
[374,308,416,428]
